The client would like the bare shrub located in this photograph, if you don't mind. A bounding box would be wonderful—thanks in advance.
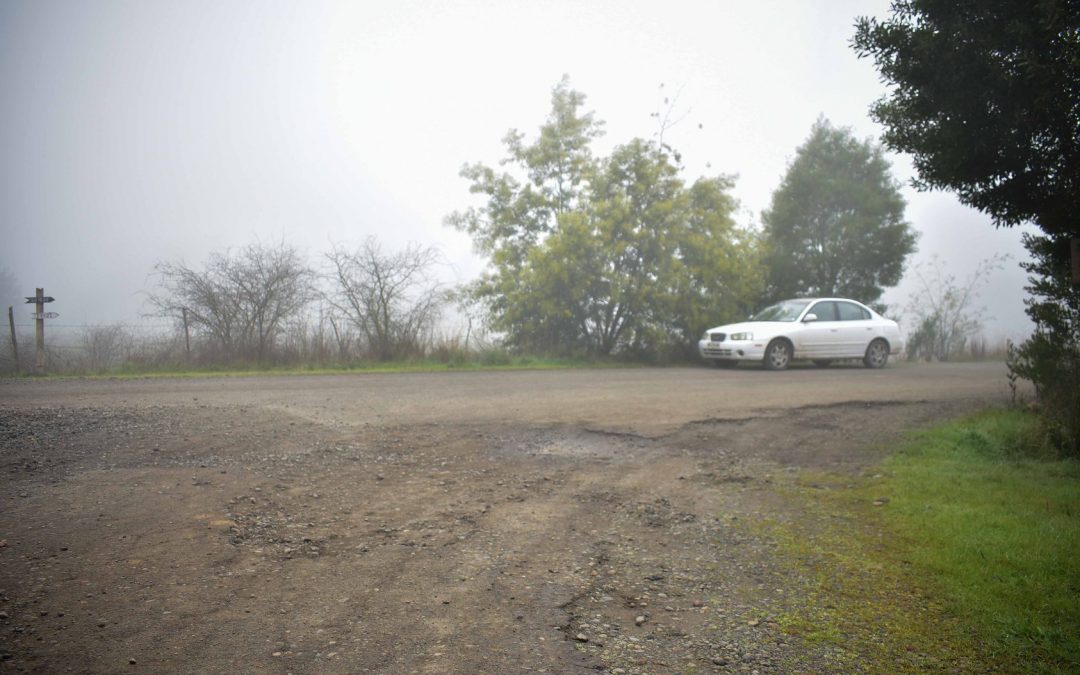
[905,254,1007,361]
[149,241,312,364]
[325,238,444,361]
[77,325,134,372]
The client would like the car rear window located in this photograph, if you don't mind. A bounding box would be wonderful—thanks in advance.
[837,302,871,321]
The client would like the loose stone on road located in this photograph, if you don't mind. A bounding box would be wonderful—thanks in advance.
[0,363,1014,672]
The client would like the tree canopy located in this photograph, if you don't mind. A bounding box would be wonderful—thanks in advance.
[853,0,1080,239]
[447,78,761,356]
[762,118,915,304]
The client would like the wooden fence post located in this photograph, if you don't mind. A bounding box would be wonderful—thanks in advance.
[7,306,18,375]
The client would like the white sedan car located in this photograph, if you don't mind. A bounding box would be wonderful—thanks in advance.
[698,298,904,370]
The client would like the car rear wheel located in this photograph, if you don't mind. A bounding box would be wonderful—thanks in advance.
[764,340,792,371]
[864,339,889,369]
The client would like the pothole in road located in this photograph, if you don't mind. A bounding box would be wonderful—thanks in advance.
[491,428,652,460]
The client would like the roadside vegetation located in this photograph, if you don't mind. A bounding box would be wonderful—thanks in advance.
[2,346,632,380]
[769,409,1079,672]
[133,356,631,379]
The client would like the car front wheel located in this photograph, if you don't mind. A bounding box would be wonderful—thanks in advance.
[764,340,792,371]
[863,339,889,369]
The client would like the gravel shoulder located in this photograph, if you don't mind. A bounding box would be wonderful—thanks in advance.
[0,364,1015,673]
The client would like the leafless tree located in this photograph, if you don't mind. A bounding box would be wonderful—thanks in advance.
[325,238,444,361]
[149,241,311,363]
[904,253,1008,361]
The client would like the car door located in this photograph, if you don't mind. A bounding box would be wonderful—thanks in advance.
[798,301,841,357]
[835,301,875,357]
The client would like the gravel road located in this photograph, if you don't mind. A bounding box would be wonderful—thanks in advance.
[0,363,1016,673]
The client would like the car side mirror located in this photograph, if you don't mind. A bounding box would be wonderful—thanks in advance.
[802,313,818,323]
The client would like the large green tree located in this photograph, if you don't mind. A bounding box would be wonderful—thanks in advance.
[762,118,916,303]
[447,78,761,356]
[854,2,1080,455]
[853,1,1080,238]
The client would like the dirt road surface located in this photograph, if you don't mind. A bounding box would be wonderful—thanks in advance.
[0,363,1015,673]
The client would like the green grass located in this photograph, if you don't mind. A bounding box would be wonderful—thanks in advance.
[879,410,1080,670]
[766,409,1080,673]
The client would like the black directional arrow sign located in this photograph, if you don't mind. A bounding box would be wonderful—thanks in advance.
[25,296,55,303]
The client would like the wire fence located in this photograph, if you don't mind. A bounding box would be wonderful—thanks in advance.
[0,315,488,375]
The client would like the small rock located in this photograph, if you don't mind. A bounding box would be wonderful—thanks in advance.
[634,615,646,626]
[712,657,728,666]
[575,633,589,642]
[128,658,137,665]
[748,618,760,627]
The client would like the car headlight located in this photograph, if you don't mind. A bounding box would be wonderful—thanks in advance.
[730,332,753,341]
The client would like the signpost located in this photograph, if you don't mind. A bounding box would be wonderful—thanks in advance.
[28,288,55,374]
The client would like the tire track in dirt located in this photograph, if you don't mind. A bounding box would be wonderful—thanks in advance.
[0,366,1013,672]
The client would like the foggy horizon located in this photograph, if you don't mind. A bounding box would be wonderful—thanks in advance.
[1,0,1036,347]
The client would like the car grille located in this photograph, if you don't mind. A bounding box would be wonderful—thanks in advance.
[710,332,726,342]
[702,347,734,357]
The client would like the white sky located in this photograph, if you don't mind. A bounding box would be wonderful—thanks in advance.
[0,0,1034,340]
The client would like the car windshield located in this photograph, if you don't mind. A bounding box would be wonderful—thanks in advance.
[752,299,812,322]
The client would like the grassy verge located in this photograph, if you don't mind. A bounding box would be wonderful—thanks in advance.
[5,355,642,380]
[769,409,1080,672]
[881,410,1079,669]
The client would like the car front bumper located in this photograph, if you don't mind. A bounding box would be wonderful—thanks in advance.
[698,339,766,362]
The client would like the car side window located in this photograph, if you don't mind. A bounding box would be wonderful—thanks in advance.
[836,302,870,321]
[809,301,837,321]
